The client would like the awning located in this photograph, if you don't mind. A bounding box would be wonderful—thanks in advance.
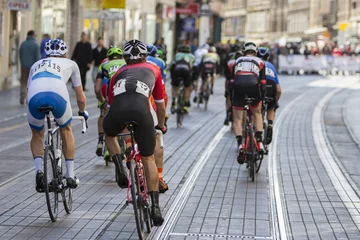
[304,27,328,35]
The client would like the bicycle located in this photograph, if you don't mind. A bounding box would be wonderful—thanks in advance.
[240,98,264,182]
[198,73,212,111]
[39,106,87,222]
[117,122,157,239]
[176,77,185,128]
[261,97,274,156]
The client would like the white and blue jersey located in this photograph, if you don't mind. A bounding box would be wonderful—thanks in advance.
[27,57,82,130]
[264,61,279,84]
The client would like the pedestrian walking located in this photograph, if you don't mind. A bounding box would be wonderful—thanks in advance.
[92,37,107,83]
[19,30,40,105]
[40,34,51,59]
[71,32,92,91]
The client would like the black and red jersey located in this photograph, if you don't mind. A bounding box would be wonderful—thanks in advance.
[233,56,266,84]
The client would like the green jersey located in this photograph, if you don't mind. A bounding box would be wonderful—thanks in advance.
[173,52,196,68]
[97,59,126,81]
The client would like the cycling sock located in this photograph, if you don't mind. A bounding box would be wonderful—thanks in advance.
[65,159,74,178]
[98,133,104,142]
[236,135,243,146]
[268,120,273,126]
[158,168,163,180]
[34,156,43,173]
[255,131,263,142]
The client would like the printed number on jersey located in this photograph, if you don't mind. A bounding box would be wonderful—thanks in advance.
[108,65,120,75]
[265,68,275,78]
[33,60,61,74]
[114,79,150,98]
[234,61,259,75]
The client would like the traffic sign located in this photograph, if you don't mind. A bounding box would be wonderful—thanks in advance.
[102,0,126,9]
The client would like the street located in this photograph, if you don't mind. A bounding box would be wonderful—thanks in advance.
[0,74,359,240]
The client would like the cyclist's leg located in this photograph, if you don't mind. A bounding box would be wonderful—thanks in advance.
[171,69,180,112]
[231,85,245,146]
[250,86,264,149]
[154,134,168,193]
[183,70,192,110]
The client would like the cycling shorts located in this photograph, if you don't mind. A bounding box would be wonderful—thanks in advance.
[27,80,72,130]
[103,93,156,157]
[201,62,216,80]
[171,64,192,87]
[232,75,261,110]
[266,80,277,109]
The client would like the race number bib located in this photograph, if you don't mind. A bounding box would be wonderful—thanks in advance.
[108,65,120,75]
[113,79,150,98]
[266,68,275,78]
[113,79,127,96]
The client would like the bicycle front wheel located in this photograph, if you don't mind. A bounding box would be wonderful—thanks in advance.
[129,159,145,239]
[247,127,256,182]
[44,146,59,222]
[176,88,184,128]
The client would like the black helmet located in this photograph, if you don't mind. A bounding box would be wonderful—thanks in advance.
[179,45,191,53]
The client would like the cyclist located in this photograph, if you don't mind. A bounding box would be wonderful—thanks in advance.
[147,45,169,193]
[104,39,166,226]
[193,44,209,102]
[147,45,167,82]
[94,47,126,158]
[170,45,195,114]
[232,42,267,164]
[257,47,282,144]
[27,39,88,191]
[224,44,242,125]
[198,46,220,103]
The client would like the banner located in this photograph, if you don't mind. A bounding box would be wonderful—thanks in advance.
[102,0,125,9]
[278,55,360,73]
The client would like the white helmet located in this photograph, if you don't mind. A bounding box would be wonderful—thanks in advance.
[123,39,148,60]
[243,41,257,54]
[45,39,68,56]
[203,44,210,51]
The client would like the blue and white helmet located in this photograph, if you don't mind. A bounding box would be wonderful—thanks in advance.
[45,39,68,56]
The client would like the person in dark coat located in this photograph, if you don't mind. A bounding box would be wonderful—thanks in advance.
[92,37,107,83]
[19,30,40,105]
[72,32,92,90]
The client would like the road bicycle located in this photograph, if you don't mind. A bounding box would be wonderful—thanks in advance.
[198,73,212,111]
[261,97,274,156]
[117,123,163,239]
[39,106,87,222]
[240,98,264,182]
[176,77,185,128]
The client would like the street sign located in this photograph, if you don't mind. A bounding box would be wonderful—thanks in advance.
[182,17,196,32]
[199,3,211,16]
[176,3,199,15]
[100,11,125,20]
[102,0,126,9]
[7,1,31,11]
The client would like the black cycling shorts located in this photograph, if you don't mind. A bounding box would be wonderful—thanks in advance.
[171,64,192,87]
[103,93,156,157]
[266,80,277,109]
[192,66,200,82]
[232,75,261,110]
[201,62,216,80]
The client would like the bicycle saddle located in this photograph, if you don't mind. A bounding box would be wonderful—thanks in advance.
[38,106,53,114]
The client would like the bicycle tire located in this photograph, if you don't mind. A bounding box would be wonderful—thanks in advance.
[248,127,255,182]
[129,159,145,240]
[140,165,152,233]
[176,87,184,128]
[204,79,211,111]
[44,146,59,222]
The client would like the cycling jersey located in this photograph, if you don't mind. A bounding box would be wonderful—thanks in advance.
[27,57,81,130]
[104,62,165,157]
[264,61,279,84]
[194,48,208,68]
[147,56,167,82]
[200,52,220,77]
[232,56,266,110]
[171,52,195,87]
[264,61,280,109]
[97,59,126,97]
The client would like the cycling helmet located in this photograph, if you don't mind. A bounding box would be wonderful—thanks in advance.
[231,44,241,52]
[234,51,243,59]
[203,44,210,51]
[123,39,148,60]
[106,47,122,59]
[242,41,257,54]
[179,45,191,53]
[45,39,68,56]
[257,47,270,61]
[157,49,164,56]
[209,46,216,53]
[147,45,158,56]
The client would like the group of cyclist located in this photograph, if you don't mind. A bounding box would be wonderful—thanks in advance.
[25,36,281,227]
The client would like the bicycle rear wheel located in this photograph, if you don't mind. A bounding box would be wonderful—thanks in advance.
[204,80,210,111]
[44,146,59,222]
[140,166,152,233]
[247,127,256,182]
[176,87,184,128]
[129,159,145,239]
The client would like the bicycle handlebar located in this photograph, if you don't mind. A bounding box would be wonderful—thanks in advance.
[72,116,87,134]
[155,130,164,149]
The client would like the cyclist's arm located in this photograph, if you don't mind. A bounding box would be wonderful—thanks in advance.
[153,69,165,128]
[71,62,86,112]
[274,70,282,101]
[259,65,266,85]
[95,66,105,102]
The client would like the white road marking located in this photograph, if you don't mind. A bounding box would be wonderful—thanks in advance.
[149,125,230,240]
[312,78,360,228]
[170,232,273,239]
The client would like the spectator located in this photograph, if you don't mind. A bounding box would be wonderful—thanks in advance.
[40,33,51,59]
[155,37,168,62]
[72,32,92,91]
[191,38,198,54]
[207,37,213,46]
[304,45,311,59]
[92,37,107,83]
[19,30,40,105]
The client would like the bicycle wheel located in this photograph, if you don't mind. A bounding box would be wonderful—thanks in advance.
[247,127,256,182]
[176,87,184,128]
[204,80,210,111]
[140,165,152,233]
[43,146,59,222]
[129,159,145,239]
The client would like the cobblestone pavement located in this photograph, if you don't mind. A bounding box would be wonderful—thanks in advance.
[0,75,359,240]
